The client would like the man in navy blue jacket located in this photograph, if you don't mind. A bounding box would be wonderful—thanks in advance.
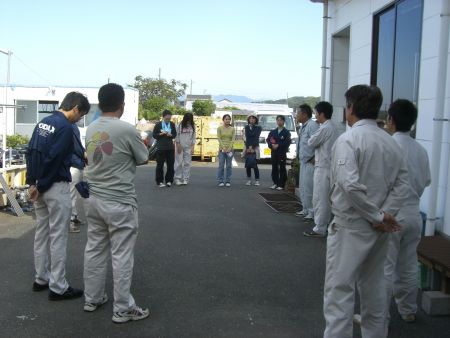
[26,92,90,300]
[266,115,291,190]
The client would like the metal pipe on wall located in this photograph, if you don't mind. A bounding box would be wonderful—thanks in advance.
[425,0,450,236]
[320,0,329,100]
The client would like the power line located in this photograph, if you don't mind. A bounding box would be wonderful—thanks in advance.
[12,53,53,86]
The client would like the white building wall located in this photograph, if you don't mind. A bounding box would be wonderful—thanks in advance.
[323,0,450,235]
[0,86,139,139]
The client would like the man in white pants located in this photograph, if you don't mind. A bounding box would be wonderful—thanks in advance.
[295,104,319,220]
[323,85,409,338]
[384,99,431,326]
[27,92,90,300]
[69,124,86,233]
[83,83,150,323]
[303,101,339,238]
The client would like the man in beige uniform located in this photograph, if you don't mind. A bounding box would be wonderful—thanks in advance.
[83,83,149,323]
[384,99,431,328]
[323,85,410,338]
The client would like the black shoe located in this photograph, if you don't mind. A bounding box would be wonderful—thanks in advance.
[32,282,49,292]
[49,286,83,301]
[303,230,327,238]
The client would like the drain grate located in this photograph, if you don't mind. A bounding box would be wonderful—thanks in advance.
[265,201,302,213]
[259,193,298,202]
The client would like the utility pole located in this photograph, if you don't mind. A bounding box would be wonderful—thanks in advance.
[190,79,193,95]
[0,49,12,169]
[158,68,161,80]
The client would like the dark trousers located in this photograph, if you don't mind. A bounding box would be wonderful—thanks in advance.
[155,149,175,184]
[246,166,260,179]
[271,153,287,187]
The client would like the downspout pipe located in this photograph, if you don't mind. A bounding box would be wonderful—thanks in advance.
[425,0,450,236]
[320,0,329,100]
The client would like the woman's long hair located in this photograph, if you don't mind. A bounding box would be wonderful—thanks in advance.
[181,112,195,131]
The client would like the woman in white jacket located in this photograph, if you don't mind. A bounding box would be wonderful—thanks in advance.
[174,113,196,185]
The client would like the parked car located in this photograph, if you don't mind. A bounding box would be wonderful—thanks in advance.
[0,149,22,167]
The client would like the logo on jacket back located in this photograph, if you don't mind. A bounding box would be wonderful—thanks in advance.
[37,123,55,137]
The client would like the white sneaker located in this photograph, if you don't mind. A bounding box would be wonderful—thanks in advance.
[295,210,305,217]
[353,314,361,325]
[225,183,231,187]
[84,294,109,312]
[276,186,283,191]
[166,182,172,187]
[254,180,260,186]
[158,183,165,188]
[182,179,188,185]
[246,180,252,186]
[218,182,225,187]
[304,214,314,220]
[175,179,182,186]
[112,306,150,323]
[270,184,277,189]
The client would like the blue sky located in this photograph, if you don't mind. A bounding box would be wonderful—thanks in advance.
[0,0,323,99]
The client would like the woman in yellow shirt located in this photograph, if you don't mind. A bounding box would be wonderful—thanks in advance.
[216,114,235,187]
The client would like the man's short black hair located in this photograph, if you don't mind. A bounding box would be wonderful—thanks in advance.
[98,83,125,113]
[315,101,333,119]
[162,109,172,117]
[388,99,418,132]
[345,85,382,120]
[298,104,313,118]
[59,92,90,114]
[276,115,285,122]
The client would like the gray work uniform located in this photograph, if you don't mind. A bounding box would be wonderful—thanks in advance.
[34,182,71,293]
[324,119,410,338]
[174,123,196,182]
[308,119,339,234]
[298,118,319,217]
[384,131,431,327]
[83,117,148,313]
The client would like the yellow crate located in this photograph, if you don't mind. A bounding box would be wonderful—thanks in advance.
[171,115,221,161]
[1,166,27,188]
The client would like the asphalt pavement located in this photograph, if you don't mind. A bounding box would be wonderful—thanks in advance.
[0,163,449,338]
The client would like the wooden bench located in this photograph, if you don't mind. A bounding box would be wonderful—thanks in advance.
[417,235,450,294]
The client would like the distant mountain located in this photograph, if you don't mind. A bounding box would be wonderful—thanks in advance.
[213,95,253,103]
[256,96,321,109]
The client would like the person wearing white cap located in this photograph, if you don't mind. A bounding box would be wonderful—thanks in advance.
[243,114,262,186]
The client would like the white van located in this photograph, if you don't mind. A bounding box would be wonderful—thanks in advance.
[256,110,297,160]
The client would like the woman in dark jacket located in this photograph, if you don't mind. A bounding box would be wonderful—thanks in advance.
[243,114,262,186]
[152,109,177,187]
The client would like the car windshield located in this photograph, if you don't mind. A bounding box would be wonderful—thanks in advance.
[257,114,295,131]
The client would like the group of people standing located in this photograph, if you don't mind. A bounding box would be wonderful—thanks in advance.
[27,84,151,323]
[25,81,431,336]
[152,110,196,187]
[297,85,431,338]
[216,113,294,189]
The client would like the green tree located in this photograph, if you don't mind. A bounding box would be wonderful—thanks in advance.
[131,75,188,120]
[192,100,216,116]
[131,75,187,104]
[7,134,29,148]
